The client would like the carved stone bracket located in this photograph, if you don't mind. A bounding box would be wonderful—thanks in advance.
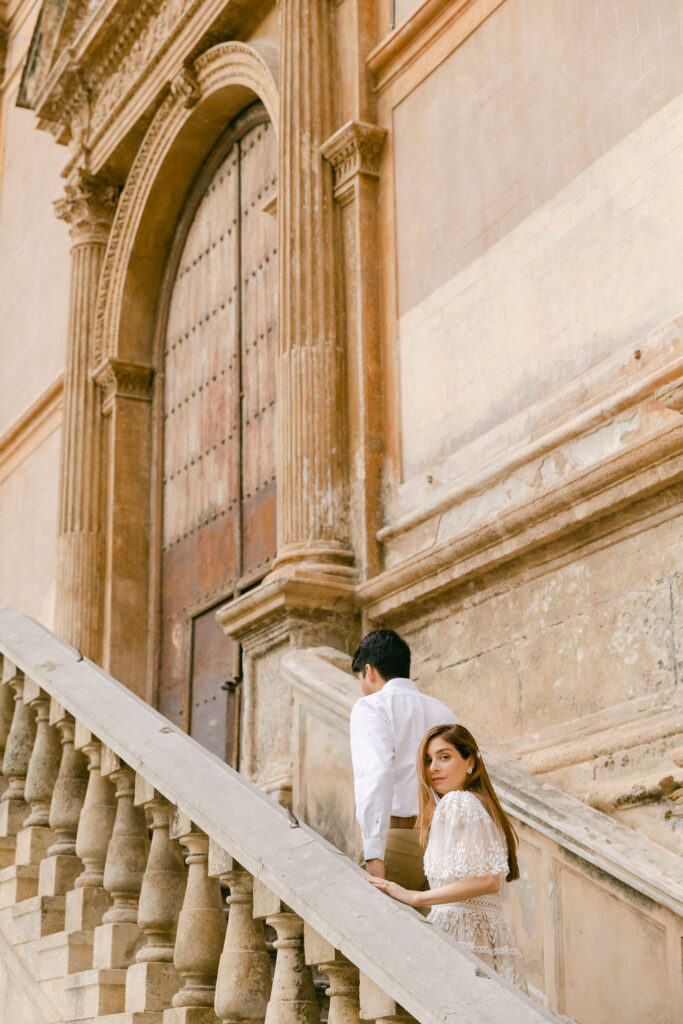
[92,358,154,415]
[54,171,119,244]
[169,61,200,108]
[321,120,387,203]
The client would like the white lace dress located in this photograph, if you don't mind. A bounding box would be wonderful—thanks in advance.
[423,789,527,990]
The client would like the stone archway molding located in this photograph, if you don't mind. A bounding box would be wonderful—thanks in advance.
[94,40,280,366]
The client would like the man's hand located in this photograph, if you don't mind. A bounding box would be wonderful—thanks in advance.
[364,858,385,879]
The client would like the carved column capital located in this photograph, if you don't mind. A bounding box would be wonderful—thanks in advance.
[92,358,154,415]
[54,171,118,245]
[322,120,387,203]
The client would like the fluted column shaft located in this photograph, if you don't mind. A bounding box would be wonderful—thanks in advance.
[276,0,352,574]
[54,174,117,660]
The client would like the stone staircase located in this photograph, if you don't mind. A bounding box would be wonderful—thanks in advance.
[0,610,680,1024]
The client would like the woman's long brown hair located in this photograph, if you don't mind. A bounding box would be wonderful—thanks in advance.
[416,724,520,882]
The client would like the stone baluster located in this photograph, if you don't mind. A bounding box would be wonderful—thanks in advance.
[0,669,38,907]
[39,706,88,897]
[66,729,116,934]
[210,842,271,1024]
[64,749,152,1020]
[92,749,149,969]
[274,0,353,579]
[0,669,14,800]
[10,680,61,892]
[166,812,226,1020]
[54,171,117,664]
[0,666,18,866]
[125,780,185,1016]
[264,911,320,1023]
[305,925,359,1024]
[0,666,36,856]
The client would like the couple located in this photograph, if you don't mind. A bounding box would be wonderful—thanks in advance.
[350,630,527,990]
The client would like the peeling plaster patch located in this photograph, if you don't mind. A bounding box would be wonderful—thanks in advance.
[436,475,535,544]
[539,410,640,488]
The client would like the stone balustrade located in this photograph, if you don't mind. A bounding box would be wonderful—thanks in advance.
[0,609,565,1024]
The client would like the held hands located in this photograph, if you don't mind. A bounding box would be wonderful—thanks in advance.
[367,875,422,908]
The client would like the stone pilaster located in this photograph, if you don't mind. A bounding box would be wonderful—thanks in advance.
[275,0,353,580]
[54,171,117,662]
[322,121,387,581]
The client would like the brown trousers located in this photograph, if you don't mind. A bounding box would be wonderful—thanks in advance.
[383,827,427,891]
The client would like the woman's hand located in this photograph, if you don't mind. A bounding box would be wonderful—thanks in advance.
[367,875,422,908]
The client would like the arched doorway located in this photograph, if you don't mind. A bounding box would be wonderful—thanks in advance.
[154,103,277,765]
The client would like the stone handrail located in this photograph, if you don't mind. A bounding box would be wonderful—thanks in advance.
[0,608,556,1024]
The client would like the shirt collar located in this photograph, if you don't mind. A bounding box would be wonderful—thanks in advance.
[381,677,418,692]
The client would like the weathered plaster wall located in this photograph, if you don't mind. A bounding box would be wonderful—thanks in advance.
[0,427,60,626]
[0,2,67,626]
[392,0,683,481]
[405,503,682,739]
[0,83,69,436]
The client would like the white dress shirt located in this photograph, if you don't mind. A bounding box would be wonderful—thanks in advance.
[349,677,457,860]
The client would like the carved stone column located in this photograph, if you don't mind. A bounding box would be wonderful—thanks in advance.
[275,0,352,580]
[0,673,14,802]
[322,122,387,580]
[54,171,117,662]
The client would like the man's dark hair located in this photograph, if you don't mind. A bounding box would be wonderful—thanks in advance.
[351,630,411,681]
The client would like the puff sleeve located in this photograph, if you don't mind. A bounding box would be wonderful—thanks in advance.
[424,790,509,885]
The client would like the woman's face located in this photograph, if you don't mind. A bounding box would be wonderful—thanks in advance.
[425,737,473,795]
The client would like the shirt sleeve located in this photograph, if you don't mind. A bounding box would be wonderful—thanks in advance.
[349,699,395,861]
[436,791,509,879]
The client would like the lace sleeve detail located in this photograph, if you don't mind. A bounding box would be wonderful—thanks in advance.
[432,790,509,879]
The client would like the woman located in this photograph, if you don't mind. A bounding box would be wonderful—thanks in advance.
[368,723,527,990]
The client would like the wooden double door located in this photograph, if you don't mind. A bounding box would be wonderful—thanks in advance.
[156,106,277,765]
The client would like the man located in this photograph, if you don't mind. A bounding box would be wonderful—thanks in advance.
[350,629,457,888]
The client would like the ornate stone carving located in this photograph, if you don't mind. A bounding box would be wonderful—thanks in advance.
[92,358,154,414]
[169,61,200,108]
[321,121,387,202]
[94,41,279,364]
[54,171,118,244]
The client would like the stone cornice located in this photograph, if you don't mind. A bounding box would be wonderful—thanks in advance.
[321,120,387,202]
[23,0,274,170]
[92,358,154,414]
[367,0,505,95]
[359,418,683,622]
[0,376,64,486]
[216,574,356,653]
[54,171,119,243]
